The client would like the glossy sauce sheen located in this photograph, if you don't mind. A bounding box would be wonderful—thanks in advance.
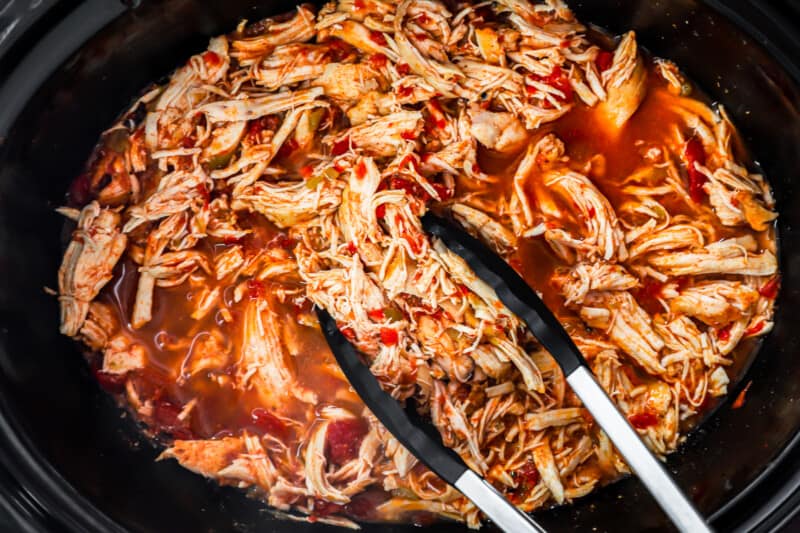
[93,58,773,517]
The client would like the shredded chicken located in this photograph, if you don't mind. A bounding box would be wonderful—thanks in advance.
[55,0,778,528]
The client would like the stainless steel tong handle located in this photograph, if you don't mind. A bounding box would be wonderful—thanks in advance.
[455,470,547,533]
[568,367,711,533]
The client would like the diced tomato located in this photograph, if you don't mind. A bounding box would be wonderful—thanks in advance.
[331,136,352,156]
[299,165,314,178]
[397,63,411,76]
[759,276,780,299]
[414,32,429,41]
[397,84,414,97]
[717,324,732,342]
[313,499,344,517]
[68,173,92,207]
[415,12,430,24]
[247,279,265,299]
[628,411,659,429]
[587,205,596,219]
[367,308,385,321]
[515,460,540,492]
[181,134,196,148]
[276,137,299,159]
[326,38,353,62]
[684,136,708,203]
[732,381,752,409]
[375,204,386,219]
[369,53,387,69]
[94,369,127,392]
[355,160,367,179]
[401,130,418,140]
[251,408,289,439]
[527,66,574,103]
[632,278,665,315]
[458,284,470,296]
[595,50,614,72]
[202,50,221,66]
[153,400,192,438]
[340,326,356,341]
[327,418,367,465]
[744,321,765,336]
[432,183,452,200]
[346,241,358,255]
[369,30,387,46]
[353,0,365,9]
[271,233,296,250]
[390,176,430,202]
[380,327,399,346]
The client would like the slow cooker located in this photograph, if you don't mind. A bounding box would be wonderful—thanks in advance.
[1,0,800,531]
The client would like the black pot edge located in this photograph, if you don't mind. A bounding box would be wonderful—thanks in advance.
[1,0,800,532]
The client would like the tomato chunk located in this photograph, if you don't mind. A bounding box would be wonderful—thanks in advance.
[327,418,367,465]
[684,136,708,203]
[629,411,659,429]
[380,327,399,345]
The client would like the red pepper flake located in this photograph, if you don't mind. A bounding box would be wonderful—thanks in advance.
[628,411,659,429]
[327,418,367,465]
[202,50,221,66]
[346,241,358,255]
[717,323,732,342]
[251,408,289,439]
[380,327,399,346]
[369,30,387,46]
[595,50,614,72]
[759,276,780,299]
[340,326,356,340]
[397,84,414,97]
[397,63,411,76]
[375,204,386,219]
[732,380,752,409]
[369,53,387,69]
[299,164,314,178]
[367,308,385,321]
[401,130,418,140]
[331,136,352,156]
[276,137,299,159]
[247,279,265,299]
[684,136,708,203]
[744,320,765,336]
[355,160,367,179]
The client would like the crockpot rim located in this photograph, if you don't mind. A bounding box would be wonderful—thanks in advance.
[0,1,799,531]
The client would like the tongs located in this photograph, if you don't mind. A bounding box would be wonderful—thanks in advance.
[317,212,713,533]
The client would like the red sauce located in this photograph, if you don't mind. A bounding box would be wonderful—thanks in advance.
[629,411,659,429]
